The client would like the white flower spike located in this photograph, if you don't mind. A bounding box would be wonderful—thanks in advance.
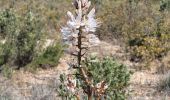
[61,0,101,53]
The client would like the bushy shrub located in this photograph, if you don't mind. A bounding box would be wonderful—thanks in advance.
[0,9,44,69]
[160,0,170,11]
[59,56,130,100]
[84,56,130,99]
[32,43,63,69]
[0,9,18,38]
[1,64,13,78]
[129,35,170,62]
[0,9,63,71]
[0,44,8,66]
[15,11,43,67]
[0,9,19,66]
[95,0,170,67]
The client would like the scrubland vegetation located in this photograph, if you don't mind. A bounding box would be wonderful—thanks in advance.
[0,0,170,100]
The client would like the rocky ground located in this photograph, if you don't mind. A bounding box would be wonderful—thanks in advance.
[0,41,170,100]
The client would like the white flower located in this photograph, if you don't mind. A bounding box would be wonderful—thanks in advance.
[61,10,82,36]
[61,27,78,45]
[61,11,80,45]
[66,11,82,29]
[84,8,100,33]
[61,0,100,46]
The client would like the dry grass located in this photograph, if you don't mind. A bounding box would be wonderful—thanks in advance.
[0,56,70,100]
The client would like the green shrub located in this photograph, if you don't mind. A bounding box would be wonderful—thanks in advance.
[84,56,130,99]
[0,9,18,38]
[1,64,13,78]
[160,0,170,12]
[94,0,170,67]
[0,44,7,66]
[129,35,170,62]
[0,9,19,66]
[15,11,43,67]
[30,43,63,70]
[0,8,64,72]
[0,9,46,69]
[59,56,130,100]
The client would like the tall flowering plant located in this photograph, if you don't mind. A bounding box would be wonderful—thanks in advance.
[59,0,130,100]
[60,0,104,99]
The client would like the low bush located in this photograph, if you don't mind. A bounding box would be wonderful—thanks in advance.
[59,56,130,99]
[96,0,170,67]
[0,9,19,67]
[1,64,13,78]
[84,56,130,99]
[129,35,170,63]
[32,43,63,69]
[0,9,63,72]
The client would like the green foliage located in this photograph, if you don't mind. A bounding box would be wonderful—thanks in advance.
[160,0,170,11]
[0,9,63,71]
[0,0,67,75]
[0,9,18,38]
[96,0,170,67]
[0,44,8,66]
[58,74,77,100]
[33,43,63,68]
[15,11,43,67]
[1,64,13,78]
[130,35,170,62]
[58,56,130,100]
[0,9,44,69]
[0,9,19,66]
[84,56,130,99]
[127,1,170,63]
